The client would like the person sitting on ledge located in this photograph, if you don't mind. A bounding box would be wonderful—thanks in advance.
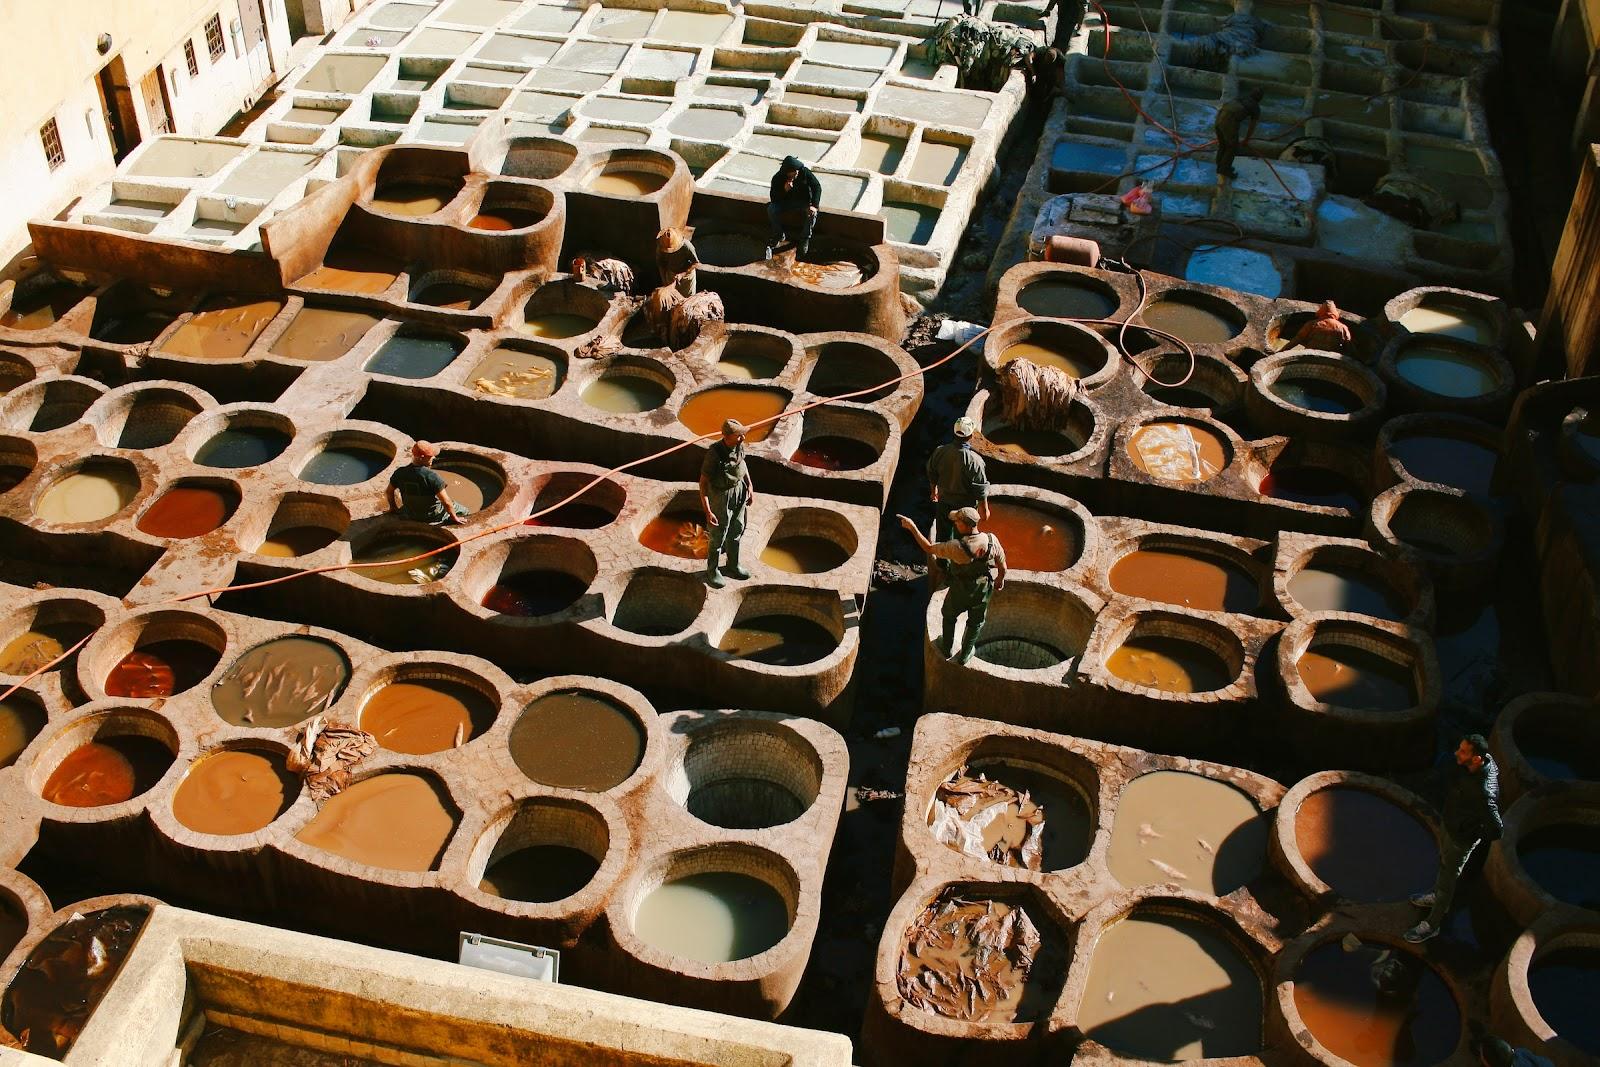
[1405,734,1501,943]
[898,507,1007,665]
[387,441,466,526]
[766,156,822,260]
[1291,301,1354,350]
[656,227,700,298]
[699,418,754,588]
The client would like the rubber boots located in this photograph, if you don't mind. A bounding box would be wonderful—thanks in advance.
[724,543,751,581]
[705,554,726,588]
[937,618,957,659]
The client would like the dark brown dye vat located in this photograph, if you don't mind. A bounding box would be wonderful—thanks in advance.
[1,906,149,1058]
[1292,940,1461,1067]
[104,640,218,698]
[481,570,588,616]
[1295,787,1438,902]
[510,690,643,791]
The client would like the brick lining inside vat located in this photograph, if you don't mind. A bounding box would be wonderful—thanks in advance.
[668,720,823,830]
[2,379,104,435]
[612,569,707,637]
[88,387,206,450]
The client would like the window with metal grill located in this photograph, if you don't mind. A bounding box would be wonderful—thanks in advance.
[40,118,64,171]
[205,14,224,60]
[185,39,199,77]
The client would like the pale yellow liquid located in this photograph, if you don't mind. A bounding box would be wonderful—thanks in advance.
[587,170,666,196]
[35,472,138,524]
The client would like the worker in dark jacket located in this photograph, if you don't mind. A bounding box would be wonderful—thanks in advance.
[699,418,753,588]
[766,156,822,259]
[926,416,990,544]
[1405,734,1502,943]
[899,508,1007,665]
[1214,86,1264,180]
[387,441,466,525]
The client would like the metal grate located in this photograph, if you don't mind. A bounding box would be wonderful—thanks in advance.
[39,117,63,171]
[205,14,224,61]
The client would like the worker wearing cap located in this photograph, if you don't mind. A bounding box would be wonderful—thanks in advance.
[656,227,700,298]
[926,416,991,545]
[387,441,466,525]
[699,418,754,588]
[898,507,1007,664]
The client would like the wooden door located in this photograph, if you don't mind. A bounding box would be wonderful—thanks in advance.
[140,66,173,135]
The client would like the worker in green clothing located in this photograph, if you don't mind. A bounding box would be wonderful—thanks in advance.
[699,418,754,588]
[1214,86,1264,180]
[898,507,1007,664]
[1405,734,1502,943]
[926,416,991,544]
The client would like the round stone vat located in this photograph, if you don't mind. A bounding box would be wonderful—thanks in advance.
[1101,613,1244,696]
[986,318,1116,384]
[1291,623,1422,714]
[0,351,34,393]
[90,610,224,700]
[3,378,103,434]
[349,523,460,586]
[0,688,46,771]
[434,451,505,515]
[759,507,858,575]
[580,358,675,416]
[1387,286,1505,347]
[790,406,888,472]
[623,845,799,966]
[1279,932,1464,1067]
[0,598,104,680]
[250,493,349,558]
[1492,693,1600,801]
[803,340,902,403]
[171,743,299,836]
[470,797,611,905]
[135,478,240,539]
[1109,770,1268,894]
[359,664,498,755]
[967,582,1095,672]
[1134,351,1248,413]
[716,587,844,668]
[186,409,295,469]
[1076,904,1263,1059]
[297,430,395,487]
[982,493,1086,572]
[1254,445,1368,513]
[1369,486,1498,612]
[520,280,608,340]
[1015,273,1121,321]
[498,136,578,181]
[526,471,625,529]
[1379,334,1513,416]
[1488,788,1600,927]
[1124,416,1233,484]
[368,150,466,217]
[210,634,352,729]
[0,436,35,496]
[1278,542,1429,625]
[611,569,707,637]
[638,493,710,561]
[928,734,1098,872]
[1249,351,1386,438]
[1135,288,1247,346]
[510,686,648,792]
[407,270,496,311]
[718,332,794,380]
[1492,919,1600,1063]
[27,708,178,809]
[467,342,566,400]
[679,385,790,443]
[667,717,822,830]
[467,180,555,232]
[365,326,466,379]
[980,396,1096,461]
[581,148,678,197]
[1377,413,1502,499]
[32,457,141,525]
[294,768,460,872]
[467,534,597,617]
[1274,772,1440,903]
[1108,536,1262,614]
[90,386,204,449]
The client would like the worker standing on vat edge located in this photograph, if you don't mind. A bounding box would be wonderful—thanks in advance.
[766,156,822,260]
[1405,734,1502,943]
[700,418,754,589]
[387,441,466,526]
[898,507,1007,665]
[926,416,991,545]
[656,227,700,297]
[1214,86,1265,181]
[1291,301,1354,350]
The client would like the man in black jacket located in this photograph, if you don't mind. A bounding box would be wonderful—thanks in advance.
[766,156,822,259]
[1405,734,1502,943]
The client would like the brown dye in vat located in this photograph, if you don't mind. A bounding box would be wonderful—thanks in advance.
[1139,299,1240,344]
[41,735,172,806]
[412,282,488,310]
[1,285,90,329]
[792,435,879,471]
[587,169,667,195]
[679,387,787,443]
[362,679,490,755]
[983,502,1077,571]
[929,765,1092,871]
[521,313,597,339]
[1388,435,1497,497]
[0,697,44,769]
[92,309,175,345]
[988,426,1080,458]
[353,535,456,584]
[897,891,1060,1024]
[468,208,542,230]
[172,749,297,835]
[760,535,848,574]
[136,485,235,538]
[104,640,217,698]
[369,181,453,215]
[1293,940,1461,1067]
[510,690,643,790]
[1294,787,1438,902]
[0,896,23,962]
[270,307,380,361]
[718,615,838,665]
[257,524,341,557]
[1298,644,1415,711]
[1017,280,1117,320]
[1107,635,1230,693]
[297,250,401,294]
[1109,770,1266,894]
[1001,340,1102,379]
[855,133,906,174]
[640,510,709,559]
[1,906,149,1059]
[1289,565,1405,620]
[481,570,588,616]
[295,772,454,872]
[1079,912,1262,1059]
[1129,421,1227,482]
[1110,547,1257,612]
[436,463,500,514]
[0,622,91,675]
[159,295,283,359]
[211,637,350,728]
[480,846,600,902]
[470,349,562,398]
